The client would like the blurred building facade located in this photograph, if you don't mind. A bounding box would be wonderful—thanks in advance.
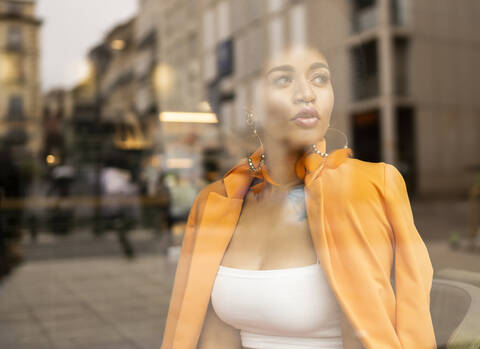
[155,0,203,112]
[0,0,42,153]
[88,18,153,155]
[95,18,137,125]
[134,0,160,123]
[192,0,480,198]
[46,0,479,197]
[42,88,73,166]
[98,0,219,184]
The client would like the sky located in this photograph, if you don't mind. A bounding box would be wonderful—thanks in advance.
[37,0,138,92]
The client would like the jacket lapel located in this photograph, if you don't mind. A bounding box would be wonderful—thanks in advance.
[172,145,354,349]
[304,154,366,349]
[173,175,248,348]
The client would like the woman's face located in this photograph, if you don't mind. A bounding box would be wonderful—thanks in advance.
[262,46,334,148]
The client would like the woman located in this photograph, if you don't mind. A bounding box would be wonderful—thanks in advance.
[160,46,436,349]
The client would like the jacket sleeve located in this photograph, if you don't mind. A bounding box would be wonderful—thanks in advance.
[384,164,437,349]
[161,193,202,349]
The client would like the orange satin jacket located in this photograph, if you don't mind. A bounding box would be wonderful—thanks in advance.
[160,145,436,349]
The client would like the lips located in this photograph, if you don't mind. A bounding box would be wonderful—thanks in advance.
[291,108,320,128]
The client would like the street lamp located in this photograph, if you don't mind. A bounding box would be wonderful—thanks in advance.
[110,39,125,51]
[159,111,218,124]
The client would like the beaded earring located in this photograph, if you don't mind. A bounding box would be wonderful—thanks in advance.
[311,125,349,157]
[245,109,265,173]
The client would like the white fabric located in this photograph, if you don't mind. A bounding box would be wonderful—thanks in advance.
[211,258,344,349]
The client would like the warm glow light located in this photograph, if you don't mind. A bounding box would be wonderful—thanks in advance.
[153,63,174,95]
[197,101,212,112]
[46,154,56,165]
[166,158,194,169]
[113,114,152,150]
[0,54,16,82]
[111,39,126,51]
[78,59,93,83]
[70,59,93,85]
[151,156,161,167]
[159,112,218,123]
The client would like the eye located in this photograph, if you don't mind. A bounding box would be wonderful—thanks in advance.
[272,75,292,87]
[311,74,329,85]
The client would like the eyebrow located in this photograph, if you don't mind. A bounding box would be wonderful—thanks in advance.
[308,62,329,71]
[266,65,294,76]
[266,62,329,76]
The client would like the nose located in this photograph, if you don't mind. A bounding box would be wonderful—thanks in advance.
[292,78,315,104]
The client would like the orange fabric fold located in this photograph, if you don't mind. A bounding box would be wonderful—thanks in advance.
[230,140,353,193]
[160,142,437,349]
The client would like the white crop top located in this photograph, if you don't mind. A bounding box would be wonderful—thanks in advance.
[211,257,344,349]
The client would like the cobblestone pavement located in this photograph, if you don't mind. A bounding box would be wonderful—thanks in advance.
[0,231,177,349]
[0,199,479,348]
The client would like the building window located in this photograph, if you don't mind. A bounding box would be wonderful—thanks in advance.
[351,0,377,34]
[0,54,24,83]
[351,39,379,101]
[391,0,410,26]
[6,1,23,15]
[394,37,410,96]
[7,26,23,51]
[216,38,234,78]
[8,95,24,120]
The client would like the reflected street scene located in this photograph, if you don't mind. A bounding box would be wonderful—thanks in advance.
[0,1,479,348]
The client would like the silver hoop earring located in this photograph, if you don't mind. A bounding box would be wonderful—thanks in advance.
[245,109,263,147]
[311,126,349,157]
[327,126,349,149]
[245,109,265,172]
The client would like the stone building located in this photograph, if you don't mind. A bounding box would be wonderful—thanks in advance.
[94,18,137,124]
[134,0,161,122]
[194,0,480,197]
[0,0,42,153]
[42,88,73,166]
[136,0,221,182]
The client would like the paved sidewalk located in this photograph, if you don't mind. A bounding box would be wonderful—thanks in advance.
[2,240,477,349]
[0,198,478,348]
[0,254,176,349]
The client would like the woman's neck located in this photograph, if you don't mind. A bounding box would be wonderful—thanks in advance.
[263,137,305,189]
